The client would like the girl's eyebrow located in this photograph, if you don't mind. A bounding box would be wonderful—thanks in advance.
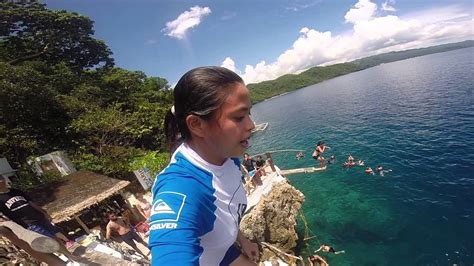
[234,106,250,113]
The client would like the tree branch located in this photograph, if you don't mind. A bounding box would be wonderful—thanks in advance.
[8,45,48,65]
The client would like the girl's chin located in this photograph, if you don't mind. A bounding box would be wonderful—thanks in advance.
[232,148,247,157]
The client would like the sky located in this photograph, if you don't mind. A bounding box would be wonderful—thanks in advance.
[44,0,474,85]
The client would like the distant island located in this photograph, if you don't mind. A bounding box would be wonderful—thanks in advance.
[248,40,474,103]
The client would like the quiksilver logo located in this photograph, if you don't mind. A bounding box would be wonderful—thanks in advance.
[150,191,186,223]
[153,199,175,214]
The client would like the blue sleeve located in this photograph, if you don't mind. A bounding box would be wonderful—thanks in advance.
[149,173,216,265]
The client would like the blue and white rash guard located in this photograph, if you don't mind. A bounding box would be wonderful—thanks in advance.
[149,143,247,265]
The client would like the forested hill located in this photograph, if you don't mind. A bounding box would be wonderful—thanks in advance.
[0,1,172,188]
[248,40,474,103]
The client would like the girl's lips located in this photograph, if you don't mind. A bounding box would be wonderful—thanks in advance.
[240,139,250,148]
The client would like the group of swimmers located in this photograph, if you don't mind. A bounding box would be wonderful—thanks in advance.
[296,142,391,177]
[344,154,391,176]
[364,165,392,176]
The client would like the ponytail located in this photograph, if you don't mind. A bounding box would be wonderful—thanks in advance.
[164,107,182,153]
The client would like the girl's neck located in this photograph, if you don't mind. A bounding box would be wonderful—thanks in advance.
[187,139,226,166]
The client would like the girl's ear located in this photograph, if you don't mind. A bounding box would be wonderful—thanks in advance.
[186,114,207,138]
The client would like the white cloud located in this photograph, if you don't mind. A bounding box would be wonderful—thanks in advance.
[344,0,377,24]
[223,0,473,84]
[402,5,470,24]
[221,57,237,72]
[163,6,211,39]
[382,0,397,12]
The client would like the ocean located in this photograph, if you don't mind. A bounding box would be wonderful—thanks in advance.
[248,47,474,265]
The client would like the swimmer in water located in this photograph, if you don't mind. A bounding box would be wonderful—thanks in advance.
[296,151,304,160]
[365,167,374,175]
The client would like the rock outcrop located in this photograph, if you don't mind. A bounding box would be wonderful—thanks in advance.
[0,237,39,265]
[240,180,305,264]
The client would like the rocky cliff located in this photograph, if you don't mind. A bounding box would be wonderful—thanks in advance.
[240,180,305,264]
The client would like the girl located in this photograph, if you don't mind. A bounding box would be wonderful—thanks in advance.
[312,141,326,168]
[149,67,259,265]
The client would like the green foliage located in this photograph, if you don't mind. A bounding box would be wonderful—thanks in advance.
[353,40,474,69]
[0,2,173,187]
[72,146,144,180]
[129,151,170,178]
[10,167,62,191]
[248,62,363,103]
[71,105,141,153]
[0,62,71,163]
[0,0,114,69]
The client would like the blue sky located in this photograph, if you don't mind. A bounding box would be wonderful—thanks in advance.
[44,0,473,85]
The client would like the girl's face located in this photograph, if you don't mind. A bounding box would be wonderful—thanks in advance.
[202,83,254,164]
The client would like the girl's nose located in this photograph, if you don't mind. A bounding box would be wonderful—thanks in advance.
[247,116,256,131]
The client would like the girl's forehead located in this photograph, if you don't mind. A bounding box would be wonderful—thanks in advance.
[223,84,251,108]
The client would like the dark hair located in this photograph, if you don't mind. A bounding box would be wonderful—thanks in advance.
[164,66,244,153]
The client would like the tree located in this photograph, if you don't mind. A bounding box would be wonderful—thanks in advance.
[0,1,174,183]
[0,0,113,70]
[0,62,71,164]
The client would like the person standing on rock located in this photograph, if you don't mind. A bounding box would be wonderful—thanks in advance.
[150,66,260,265]
[105,211,150,258]
[0,175,79,263]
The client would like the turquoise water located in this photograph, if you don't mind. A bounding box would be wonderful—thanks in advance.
[248,47,474,265]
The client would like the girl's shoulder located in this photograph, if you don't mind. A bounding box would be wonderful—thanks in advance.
[153,159,215,196]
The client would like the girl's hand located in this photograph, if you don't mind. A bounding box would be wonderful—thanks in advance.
[239,236,259,262]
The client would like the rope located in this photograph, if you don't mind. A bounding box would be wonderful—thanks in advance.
[261,242,302,261]
[299,210,322,256]
[300,211,318,243]
[251,149,304,157]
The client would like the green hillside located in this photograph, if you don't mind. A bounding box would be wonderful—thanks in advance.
[248,40,474,103]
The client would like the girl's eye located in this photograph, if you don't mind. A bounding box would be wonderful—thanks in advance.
[235,116,244,122]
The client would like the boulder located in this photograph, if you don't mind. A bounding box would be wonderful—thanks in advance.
[240,180,305,264]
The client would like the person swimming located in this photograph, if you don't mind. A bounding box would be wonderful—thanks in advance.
[347,154,354,163]
[343,161,355,167]
[314,244,345,255]
[365,167,374,175]
[296,151,304,160]
[376,165,392,176]
[357,160,364,166]
[327,155,336,164]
